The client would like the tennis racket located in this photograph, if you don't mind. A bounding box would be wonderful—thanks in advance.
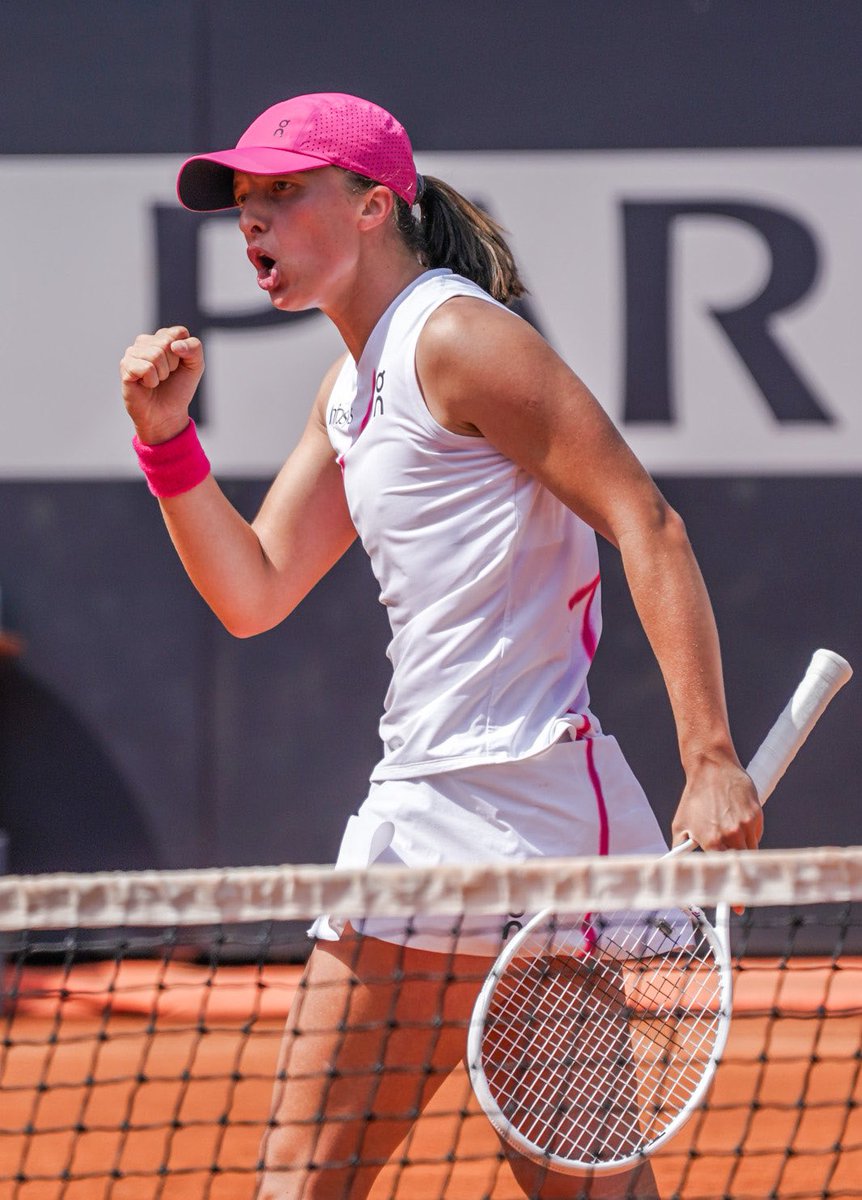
[467,648,852,1176]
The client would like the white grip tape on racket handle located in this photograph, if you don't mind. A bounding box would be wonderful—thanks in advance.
[670,648,852,857]
[745,648,852,802]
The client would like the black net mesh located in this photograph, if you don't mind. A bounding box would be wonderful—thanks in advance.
[0,851,860,1200]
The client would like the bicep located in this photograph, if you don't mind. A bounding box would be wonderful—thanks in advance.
[251,373,356,614]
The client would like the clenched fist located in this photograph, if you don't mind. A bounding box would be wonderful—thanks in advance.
[120,326,205,445]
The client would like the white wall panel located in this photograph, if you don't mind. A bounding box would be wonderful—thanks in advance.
[2,150,858,478]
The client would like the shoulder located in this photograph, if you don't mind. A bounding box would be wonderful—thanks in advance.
[422,292,521,342]
[419,296,556,380]
[416,296,566,433]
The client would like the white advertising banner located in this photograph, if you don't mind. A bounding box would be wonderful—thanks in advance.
[0,150,859,478]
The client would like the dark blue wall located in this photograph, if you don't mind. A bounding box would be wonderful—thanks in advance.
[4,2,862,153]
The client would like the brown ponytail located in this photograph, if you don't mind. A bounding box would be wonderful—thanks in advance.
[344,171,526,303]
[415,176,525,303]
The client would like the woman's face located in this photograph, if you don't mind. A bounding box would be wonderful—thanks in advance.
[233,166,368,313]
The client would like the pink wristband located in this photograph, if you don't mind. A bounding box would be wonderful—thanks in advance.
[132,420,211,498]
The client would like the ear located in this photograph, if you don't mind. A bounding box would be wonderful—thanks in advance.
[356,185,396,232]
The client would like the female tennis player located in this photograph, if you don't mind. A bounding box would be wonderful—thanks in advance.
[120,93,761,1199]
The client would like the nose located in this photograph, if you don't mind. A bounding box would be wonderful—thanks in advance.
[238,194,269,236]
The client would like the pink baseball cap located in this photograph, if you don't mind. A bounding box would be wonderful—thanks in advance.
[177,92,419,211]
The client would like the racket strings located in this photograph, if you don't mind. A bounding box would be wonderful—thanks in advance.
[485,968,619,1157]
[490,956,632,1153]
[487,986,636,1158]
[480,911,726,1163]
[491,951,653,1157]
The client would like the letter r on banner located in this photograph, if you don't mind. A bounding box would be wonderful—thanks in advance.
[622,200,832,426]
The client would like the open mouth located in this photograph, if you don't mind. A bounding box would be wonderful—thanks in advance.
[248,247,280,292]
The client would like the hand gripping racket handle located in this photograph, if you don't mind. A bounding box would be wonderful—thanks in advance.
[670,648,852,857]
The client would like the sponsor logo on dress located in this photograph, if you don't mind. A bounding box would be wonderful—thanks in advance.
[373,370,385,417]
[328,403,353,430]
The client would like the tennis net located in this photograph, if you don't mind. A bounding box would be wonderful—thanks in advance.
[1,847,862,1200]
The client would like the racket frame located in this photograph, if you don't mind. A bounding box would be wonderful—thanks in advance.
[467,648,851,1175]
[467,900,732,1175]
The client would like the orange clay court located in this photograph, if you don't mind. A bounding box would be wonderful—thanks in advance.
[2,957,861,1200]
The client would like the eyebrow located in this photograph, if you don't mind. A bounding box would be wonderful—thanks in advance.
[234,171,304,187]
[232,171,312,204]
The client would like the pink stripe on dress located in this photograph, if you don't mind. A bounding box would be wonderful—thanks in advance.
[580,728,611,953]
[585,736,610,856]
[568,572,600,662]
[357,374,377,435]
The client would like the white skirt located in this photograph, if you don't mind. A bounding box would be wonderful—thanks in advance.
[309,732,669,956]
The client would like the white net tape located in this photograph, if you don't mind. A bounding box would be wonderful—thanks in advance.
[1,844,861,930]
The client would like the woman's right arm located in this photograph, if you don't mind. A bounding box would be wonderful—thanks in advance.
[120,326,356,638]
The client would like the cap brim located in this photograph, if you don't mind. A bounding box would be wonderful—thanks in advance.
[177,147,333,211]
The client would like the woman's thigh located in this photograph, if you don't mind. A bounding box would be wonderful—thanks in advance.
[257,928,488,1199]
[257,930,664,1200]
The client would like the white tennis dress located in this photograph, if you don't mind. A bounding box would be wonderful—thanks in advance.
[311,270,668,952]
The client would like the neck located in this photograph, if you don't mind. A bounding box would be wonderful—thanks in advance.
[322,254,427,361]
